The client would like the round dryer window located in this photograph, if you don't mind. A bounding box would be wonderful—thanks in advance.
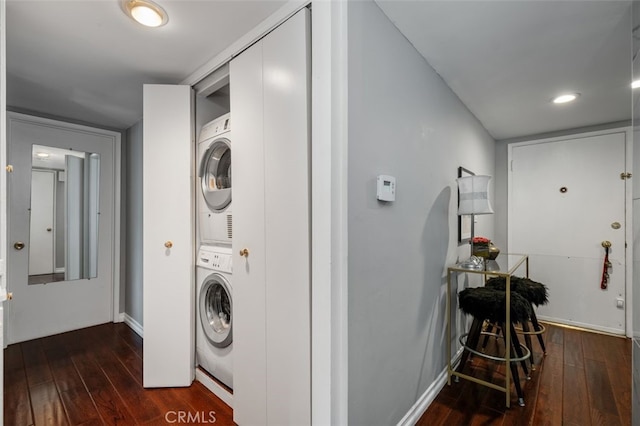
[199,274,232,348]
[200,138,232,211]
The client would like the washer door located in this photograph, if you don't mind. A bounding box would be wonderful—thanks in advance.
[199,273,232,348]
[199,138,232,211]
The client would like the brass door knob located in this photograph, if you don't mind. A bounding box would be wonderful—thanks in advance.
[7,292,13,300]
[5,165,13,173]
[239,248,249,257]
[46,227,52,232]
[602,241,612,248]
[13,242,25,251]
[164,241,173,249]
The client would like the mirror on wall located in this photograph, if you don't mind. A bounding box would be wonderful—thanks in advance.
[29,144,100,284]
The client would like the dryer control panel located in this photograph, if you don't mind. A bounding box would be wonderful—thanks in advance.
[197,246,232,274]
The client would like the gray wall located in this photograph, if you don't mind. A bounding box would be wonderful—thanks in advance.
[124,120,143,325]
[347,2,495,424]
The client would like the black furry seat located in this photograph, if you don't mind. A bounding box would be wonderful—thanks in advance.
[485,277,548,306]
[458,287,532,323]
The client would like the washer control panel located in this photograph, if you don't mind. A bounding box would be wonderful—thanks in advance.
[197,246,232,274]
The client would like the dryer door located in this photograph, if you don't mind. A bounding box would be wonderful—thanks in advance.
[200,273,233,348]
[199,138,232,211]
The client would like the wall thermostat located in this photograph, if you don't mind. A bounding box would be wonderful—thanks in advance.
[376,175,396,202]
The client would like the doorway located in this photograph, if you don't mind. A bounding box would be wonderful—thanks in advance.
[508,129,629,335]
[6,112,121,343]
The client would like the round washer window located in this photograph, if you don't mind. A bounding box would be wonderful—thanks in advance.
[199,274,232,348]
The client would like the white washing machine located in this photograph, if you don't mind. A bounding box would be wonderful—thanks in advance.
[196,245,233,389]
[197,113,232,246]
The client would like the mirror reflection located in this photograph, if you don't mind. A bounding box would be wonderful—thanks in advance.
[29,145,100,284]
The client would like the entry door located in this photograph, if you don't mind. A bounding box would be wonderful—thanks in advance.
[28,170,55,275]
[509,131,627,334]
[6,113,117,343]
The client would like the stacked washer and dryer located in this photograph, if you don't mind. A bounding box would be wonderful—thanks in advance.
[195,113,234,391]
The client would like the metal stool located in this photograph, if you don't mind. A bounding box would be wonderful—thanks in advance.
[458,287,532,406]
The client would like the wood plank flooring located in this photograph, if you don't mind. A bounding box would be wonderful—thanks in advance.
[5,322,631,425]
[4,323,235,425]
[418,323,632,426]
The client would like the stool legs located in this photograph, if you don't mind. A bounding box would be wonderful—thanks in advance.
[530,309,547,354]
[456,317,484,377]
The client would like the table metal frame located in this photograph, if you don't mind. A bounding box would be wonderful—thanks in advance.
[446,254,529,408]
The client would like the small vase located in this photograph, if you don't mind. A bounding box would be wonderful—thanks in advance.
[472,242,490,258]
[488,243,500,260]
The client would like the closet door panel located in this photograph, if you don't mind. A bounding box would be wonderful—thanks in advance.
[263,9,311,426]
[230,42,268,425]
[142,84,194,387]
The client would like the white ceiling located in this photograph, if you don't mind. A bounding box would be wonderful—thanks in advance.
[7,1,633,139]
[7,0,286,130]
[376,0,632,140]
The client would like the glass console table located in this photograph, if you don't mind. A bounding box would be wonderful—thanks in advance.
[446,254,529,408]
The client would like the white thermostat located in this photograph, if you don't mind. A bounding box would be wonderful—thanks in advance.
[376,175,396,202]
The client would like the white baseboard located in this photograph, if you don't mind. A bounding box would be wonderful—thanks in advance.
[537,315,625,336]
[196,368,233,408]
[396,348,463,426]
[123,312,143,338]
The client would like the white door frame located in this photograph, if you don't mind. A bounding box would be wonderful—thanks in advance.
[6,112,122,329]
[507,127,633,337]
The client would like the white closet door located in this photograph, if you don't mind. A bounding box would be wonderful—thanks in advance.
[231,8,310,425]
[142,84,194,387]
[263,9,311,425]
[230,36,268,426]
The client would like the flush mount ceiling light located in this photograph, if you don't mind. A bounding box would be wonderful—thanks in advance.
[122,0,168,28]
[632,80,640,89]
[35,152,50,158]
[552,93,580,104]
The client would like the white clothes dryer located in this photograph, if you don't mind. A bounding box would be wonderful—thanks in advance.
[197,113,232,246]
[196,245,233,389]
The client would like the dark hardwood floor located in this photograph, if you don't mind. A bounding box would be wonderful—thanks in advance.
[5,322,631,425]
[418,323,632,426]
[4,322,234,425]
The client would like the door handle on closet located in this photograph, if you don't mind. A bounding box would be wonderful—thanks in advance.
[239,248,249,257]
[13,242,25,251]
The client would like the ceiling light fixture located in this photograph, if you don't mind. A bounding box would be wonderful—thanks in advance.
[122,0,168,28]
[35,152,50,158]
[552,93,580,104]
[632,80,640,89]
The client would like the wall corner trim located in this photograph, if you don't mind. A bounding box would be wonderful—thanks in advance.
[123,312,143,338]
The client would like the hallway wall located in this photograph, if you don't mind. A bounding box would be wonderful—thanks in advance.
[347,2,495,423]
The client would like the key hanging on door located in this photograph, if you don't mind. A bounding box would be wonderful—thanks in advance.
[601,241,612,289]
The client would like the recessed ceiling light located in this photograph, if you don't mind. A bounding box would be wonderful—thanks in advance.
[122,0,168,28]
[632,80,640,89]
[35,152,50,158]
[552,93,580,104]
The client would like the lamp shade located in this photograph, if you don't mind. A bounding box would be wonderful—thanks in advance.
[457,175,494,215]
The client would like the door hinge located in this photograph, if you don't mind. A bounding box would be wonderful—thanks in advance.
[620,172,632,180]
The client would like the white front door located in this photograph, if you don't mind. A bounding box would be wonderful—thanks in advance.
[28,170,54,276]
[6,113,118,343]
[509,130,627,334]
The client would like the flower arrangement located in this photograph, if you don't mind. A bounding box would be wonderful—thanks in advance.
[470,236,500,259]
[471,236,491,244]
